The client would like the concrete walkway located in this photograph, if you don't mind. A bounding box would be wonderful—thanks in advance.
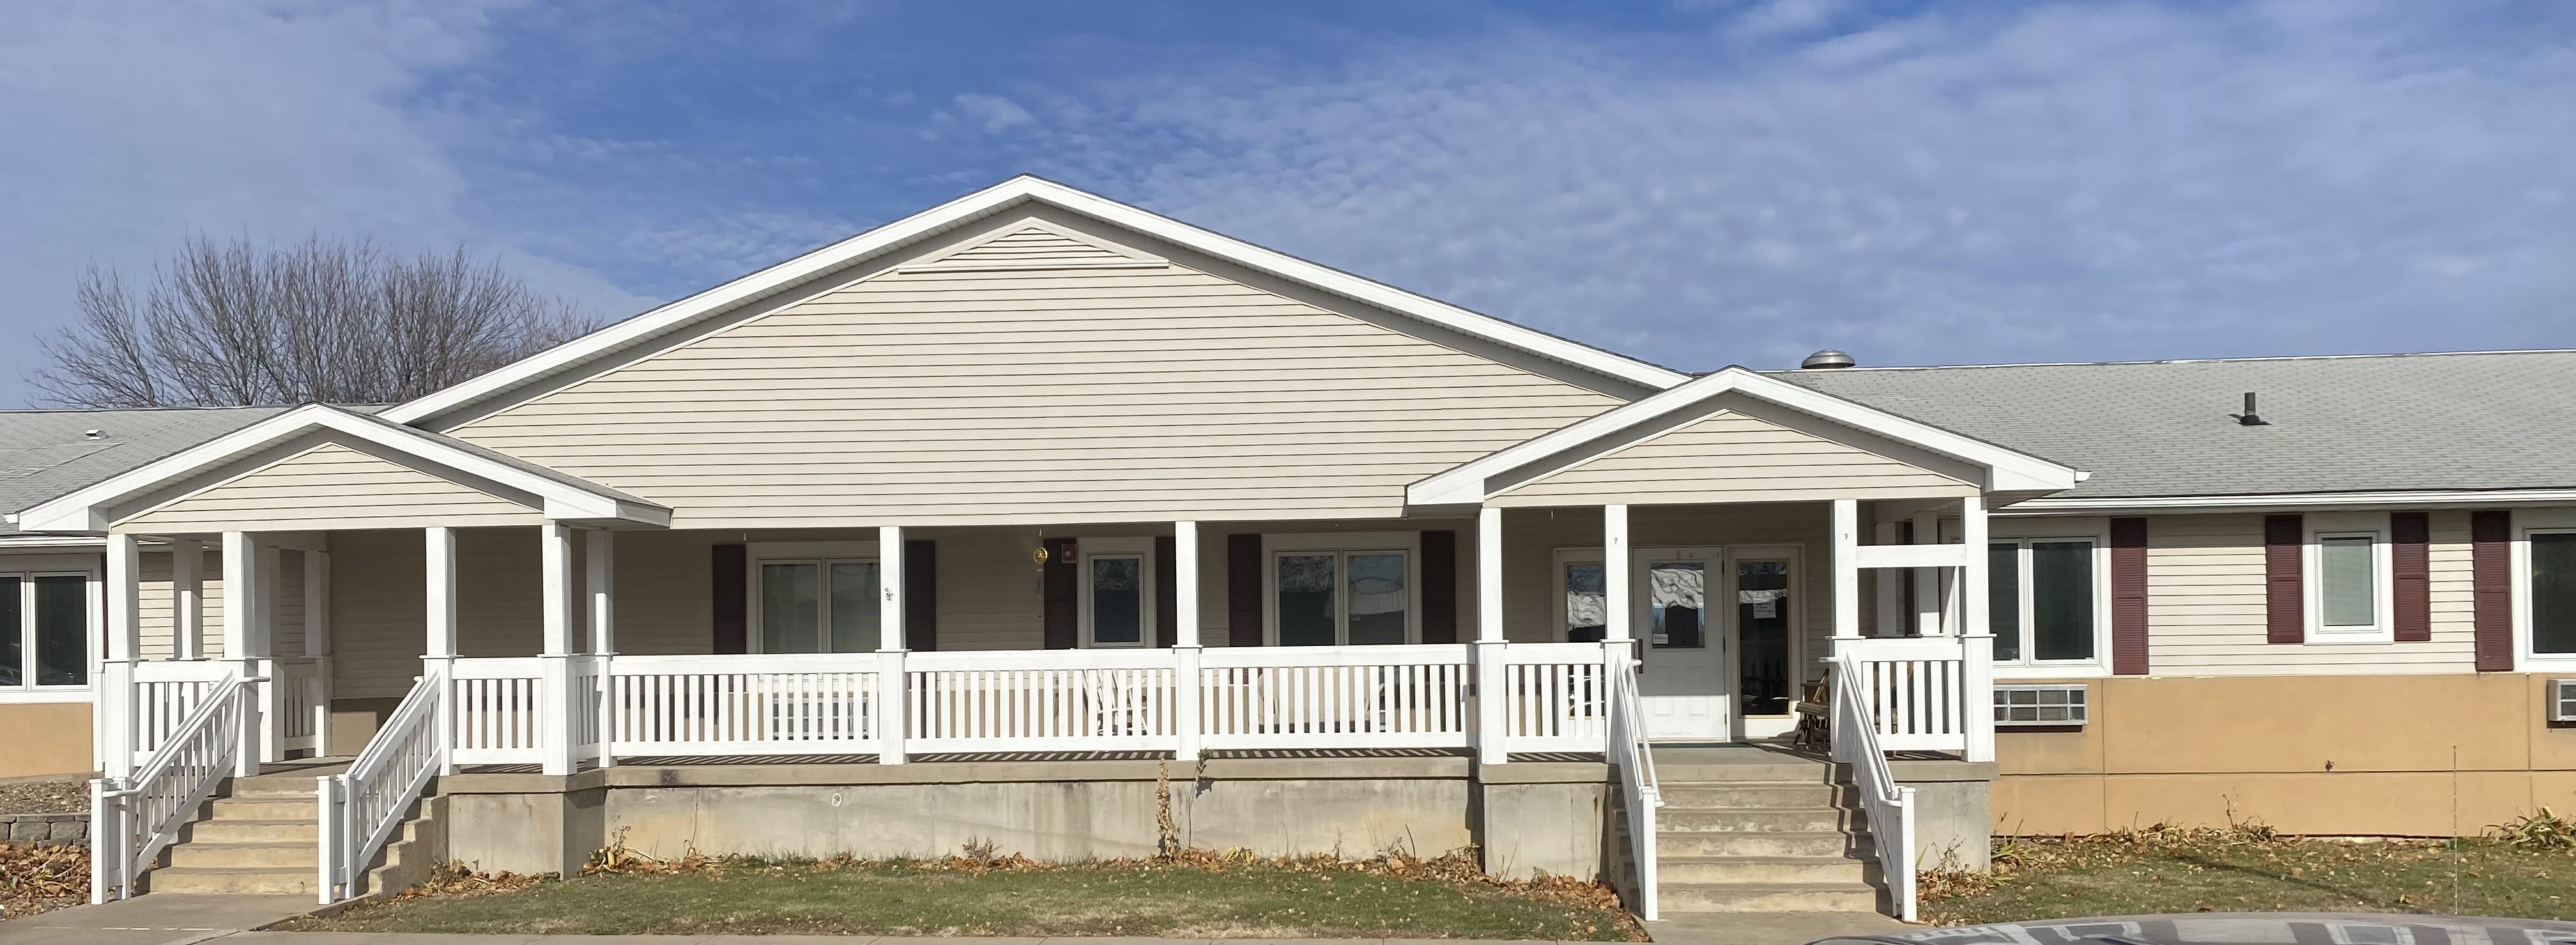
[1646,910,1911,944]
[0,893,315,945]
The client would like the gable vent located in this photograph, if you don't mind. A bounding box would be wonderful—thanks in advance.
[901,222,1167,274]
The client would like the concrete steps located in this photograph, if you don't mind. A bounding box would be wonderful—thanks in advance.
[148,770,326,896]
[1637,747,1891,919]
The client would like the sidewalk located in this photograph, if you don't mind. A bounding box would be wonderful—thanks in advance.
[0,894,314,945]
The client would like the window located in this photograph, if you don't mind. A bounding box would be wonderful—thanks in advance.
[1988,538,2100,665]
[2531,532,2576,657]
[2,572,92,691]
[1078,537,1153,647]
[2305,515,2391,642]
[751,545,880,654]
[1563,560,1606,642]
[1266,534,1418,646]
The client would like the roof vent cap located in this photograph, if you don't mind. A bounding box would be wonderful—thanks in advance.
[1800,349,1857,370]
[82,429,106,440]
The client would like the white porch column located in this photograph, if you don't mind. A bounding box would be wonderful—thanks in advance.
[1960,494,1996,764]
[538,523,576,775]
[1600,504,1631,756]
[1475,506,1509,765]
[1172,521,1202,762]
[254,542,284,762]
[220,532,264,777]
[875,525,908,765]
[1911,510,1942,636]
[303,548,331,757]
[586,529,616,769]
[100,533,140,780]
[1872,522,1899,639]
[425,527,459,776]
[172,541,203,661]
[1831,499,1860,646]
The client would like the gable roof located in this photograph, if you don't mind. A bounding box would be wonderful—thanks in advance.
[1408,366,2083,506]
[1770,350,2576,503]
[18,404,668,532]
[0,406,292,532]
[385,175,1692,429]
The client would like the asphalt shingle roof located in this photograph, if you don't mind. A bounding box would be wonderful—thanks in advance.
[0,406,292,528]
[1768,350,2576,500]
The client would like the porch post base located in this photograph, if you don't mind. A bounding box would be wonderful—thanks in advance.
[875,649,908,765]
[1475,640,1510,765]
[1172,645,1203,762]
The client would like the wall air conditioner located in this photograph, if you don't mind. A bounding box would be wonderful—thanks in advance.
[2551,679,2576,723]
[1994,684,2089,727]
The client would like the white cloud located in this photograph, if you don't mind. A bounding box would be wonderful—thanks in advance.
[1016,1,2576,372]
[954,93,1038,132]
[0,0,654,404]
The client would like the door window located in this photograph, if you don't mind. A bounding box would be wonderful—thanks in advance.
[1647,562,1706,649]
[1735,560,1791,716]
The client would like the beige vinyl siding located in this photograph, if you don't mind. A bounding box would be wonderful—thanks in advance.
[447,232,1623,527]
[122,443,542,532]
[2142,512,2476,675]
[135,549,226,661]
[1492,411,1975,508]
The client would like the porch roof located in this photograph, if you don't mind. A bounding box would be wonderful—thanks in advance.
[1406,366,2086,507]
[19,403,670,532]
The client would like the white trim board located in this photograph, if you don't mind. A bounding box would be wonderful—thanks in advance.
[19,404,671,532]
[2002,489,2576,516]
[383,175,1692,430]
[1406,366,2083,506]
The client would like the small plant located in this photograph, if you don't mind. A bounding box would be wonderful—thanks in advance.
[2490,808,2576,850]
[958,836,1001,865]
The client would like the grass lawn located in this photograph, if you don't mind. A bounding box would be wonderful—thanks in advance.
[1924,829,2576,927]
[280,854,1643,940]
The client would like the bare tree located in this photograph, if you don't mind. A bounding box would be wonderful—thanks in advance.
[31,236,599,408]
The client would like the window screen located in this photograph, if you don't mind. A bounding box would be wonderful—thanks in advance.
[2030,541,2094,661]
[2534,534,2576,655]
[2319,535,2376,628]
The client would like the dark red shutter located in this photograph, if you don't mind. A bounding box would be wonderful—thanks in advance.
[1421,530,1458,644]
[2472,510,2513,671]
[2264,514,2304,643]
[905,539,937,651]
[2391,512,2431,643]
[1042,538,1077,649]
[711,543,747,654]
[1154,536,1178,648]
[1228,533,1264,647]
[2110,518,2149,675]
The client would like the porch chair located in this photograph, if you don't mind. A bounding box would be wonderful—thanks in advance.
[1790,672,1832,751]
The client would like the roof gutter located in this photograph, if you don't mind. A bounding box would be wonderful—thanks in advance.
[2001,488,2576,516]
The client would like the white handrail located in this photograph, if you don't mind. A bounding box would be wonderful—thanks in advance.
[1605,649,1661,921]
[92,672,247,902]
[319,668,445,903]
[1830,652,1917,922]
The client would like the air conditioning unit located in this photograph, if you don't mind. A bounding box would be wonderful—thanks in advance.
[2551,679,2576,723]
[1994,684,2088,726]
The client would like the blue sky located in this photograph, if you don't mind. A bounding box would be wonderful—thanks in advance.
[4,1,2573,406]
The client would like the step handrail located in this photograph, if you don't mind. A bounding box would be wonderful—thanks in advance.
[93,672,249,902]
[318,668,445,903]
[1605,649,1661,921]
[1830,652,1917,921]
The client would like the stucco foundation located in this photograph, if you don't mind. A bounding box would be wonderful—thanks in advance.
[0,702,93,779]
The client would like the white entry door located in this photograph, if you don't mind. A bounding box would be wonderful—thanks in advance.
[1634,547,1729,741]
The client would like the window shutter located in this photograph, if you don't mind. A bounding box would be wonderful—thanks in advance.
[2472,510,2513,671]
[1042,537,1077,649]
[1154,536,1178,648]
[2110,518,2149,675]
[2264,514,2303,643]
[712,544,747,654]
[2391,512,2430,643]
[1228,533,1264,647]
[1421,530,1458,644]
[905,539,937,651]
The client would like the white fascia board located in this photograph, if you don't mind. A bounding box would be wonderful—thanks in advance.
[1407,367,2082,505]
[383,176,1689,429]
[2003,488,2576,516]
[18,404,661,531]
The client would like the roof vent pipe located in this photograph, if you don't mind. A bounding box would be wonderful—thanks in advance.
[1800,349,1857,370]
[2234,392,2269,426]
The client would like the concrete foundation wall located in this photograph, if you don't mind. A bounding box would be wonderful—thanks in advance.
[1894,759,1995,871]
[438,757,1606,881]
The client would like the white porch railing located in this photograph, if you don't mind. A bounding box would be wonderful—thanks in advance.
[91,673,249,902]
[274,657,330,755]
[434,642,1637,767]
[131,660,232,760]
[1604,648,1660,921]
[1835,636,1972,753]
[318,668,443,903]
[1830,650,1918,923]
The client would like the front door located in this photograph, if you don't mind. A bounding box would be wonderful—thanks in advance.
[1730,551,1798,739]
[1635,546,1729,741]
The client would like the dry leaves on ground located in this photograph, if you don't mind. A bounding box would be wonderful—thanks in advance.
[1,840,89,921]
[0,780,87,816]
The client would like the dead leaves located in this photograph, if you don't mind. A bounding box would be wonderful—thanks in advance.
[0,841,87,900]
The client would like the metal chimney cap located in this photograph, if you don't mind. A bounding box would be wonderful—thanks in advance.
[1800,349,1857,370]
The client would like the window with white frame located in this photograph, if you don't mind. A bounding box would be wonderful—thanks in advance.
[1552,551,1607,642]
[1,571,93,691]
[2529,522,2576,660]
[1266,533,1418,646]
[1078,537,1153,647]
[750,544,880,654]
[1987,537,2101,665]
[2306,514,2391,642]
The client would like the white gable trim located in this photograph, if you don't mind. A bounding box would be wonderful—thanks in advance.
[381,175,1689,428]
[1407,366,2083,505]
[19,404,670,532]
